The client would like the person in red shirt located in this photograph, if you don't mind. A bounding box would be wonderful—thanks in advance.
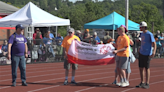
[33,28,43,44]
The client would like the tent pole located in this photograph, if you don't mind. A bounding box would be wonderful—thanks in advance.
[56,26,58,37]
[125,0,129,30]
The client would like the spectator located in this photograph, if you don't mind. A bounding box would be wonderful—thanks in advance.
[83,29,91,43]
[156,30,161,37]
[33,28,43,44]
[35,32,43,45]
[159,33,164,57]
[8,24,28,87]
[56,33,64,61]
[48,30,55,39]
[103,31,112,44]
[2,40,8,56]
[93,32,100,43]
[43,32,55,57]
[61,28,80,85]
[76,30,82,41]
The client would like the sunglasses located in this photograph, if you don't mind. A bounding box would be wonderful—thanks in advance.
[69,32,72,34]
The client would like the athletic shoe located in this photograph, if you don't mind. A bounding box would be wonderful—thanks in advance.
[71,80,77,85]
[126,81,130,86]
[11,82,16,87]
[116,82,122,86]
[142,83,149,89]
[136,82,145,88]
[121,82,129,87]
[63,80,68,85]
[112,81,117,85]
[22,82,28,86]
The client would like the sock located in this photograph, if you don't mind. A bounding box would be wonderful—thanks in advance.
[121,78,124,83]
[65,76,68,80]
[71,76,75,81]
[124,78,127,82]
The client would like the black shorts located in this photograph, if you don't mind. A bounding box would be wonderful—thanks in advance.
[138,53,151,69]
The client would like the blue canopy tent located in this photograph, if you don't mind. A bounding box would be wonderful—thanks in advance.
[84,12,140,38]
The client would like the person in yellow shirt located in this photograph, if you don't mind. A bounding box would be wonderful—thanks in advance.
[113,26,130,87]
[61,28,80,85]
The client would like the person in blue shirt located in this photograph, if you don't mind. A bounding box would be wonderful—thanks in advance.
[93,32,100,43]
[136,21,156,89]
[43,32,55,57]
[56,33,63,46]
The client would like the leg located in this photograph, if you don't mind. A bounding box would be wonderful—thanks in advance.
[71,64,78,84]
[126,61,131,82]
[145,68,150,84]
[11,55,20,83]
[19,56,26,83]
[139,68,145,83]
[63,59,70,85]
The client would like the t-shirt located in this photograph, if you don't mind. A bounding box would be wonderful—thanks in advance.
[2,45,8,52]
[8,33,27,56]
[43,37,52,45]
[61,35,80,53]
[49,33,54,39]
[56,36,63,46]
[140,31,155,55]
[116,34,130,57]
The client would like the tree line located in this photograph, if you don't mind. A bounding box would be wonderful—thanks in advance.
[1,0,164,36]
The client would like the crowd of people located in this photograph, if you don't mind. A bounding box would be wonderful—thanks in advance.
[1,20,163,89]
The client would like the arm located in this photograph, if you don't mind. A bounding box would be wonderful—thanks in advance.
[7,43,12,59]
[150,42,156,58]
[113,46,128,54]
[25,43,28,58]
[130,39,134,46]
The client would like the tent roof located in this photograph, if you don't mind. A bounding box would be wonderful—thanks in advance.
[84,12,139,30]
[0,2,70,27]
[0,1,19,14]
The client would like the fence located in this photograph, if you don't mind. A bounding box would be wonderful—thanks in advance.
[0,38,163,65]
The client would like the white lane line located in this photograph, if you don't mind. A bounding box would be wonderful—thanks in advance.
[0,64,116,77]
[26,70,164,92]
[0,65,117,82]
[27,85,60,92]
[121,80,164,92]
[74,87,96,92]
[73,73,164,92]
[0,63,114,74]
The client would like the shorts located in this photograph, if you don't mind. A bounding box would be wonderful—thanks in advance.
[64,59,78,70]
[138,53,151,69]
[115,60,131,73]
[115,55,129,69]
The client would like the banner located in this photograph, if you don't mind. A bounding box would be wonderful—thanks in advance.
[67,40,115,65]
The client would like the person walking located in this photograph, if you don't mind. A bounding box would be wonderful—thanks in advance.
[136,21,156,89]
[8,24,28,87]
[61,28,80,85]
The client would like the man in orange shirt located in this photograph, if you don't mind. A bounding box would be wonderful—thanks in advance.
[61,28,80,85]
[113,26,130,87]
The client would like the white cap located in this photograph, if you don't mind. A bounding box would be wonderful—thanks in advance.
[76,30,81,33]
[94,32,97,35]
[68,28,75,32]
[139,21,147,27]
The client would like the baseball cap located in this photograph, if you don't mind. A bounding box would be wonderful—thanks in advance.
[68,28,75,32]
[16,24,24,29]
[36,28,40,31]
[86,29,89,32]
[76,30,81,33]
[139,21,147,27]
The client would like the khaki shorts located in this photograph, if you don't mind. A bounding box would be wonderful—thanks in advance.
[64,59,78,70]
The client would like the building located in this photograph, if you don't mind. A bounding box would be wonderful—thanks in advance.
[0,1,19,44]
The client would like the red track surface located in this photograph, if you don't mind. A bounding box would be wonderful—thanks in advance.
[0,58,164,92]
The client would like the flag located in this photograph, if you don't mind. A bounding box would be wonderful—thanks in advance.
[67,40,115,65]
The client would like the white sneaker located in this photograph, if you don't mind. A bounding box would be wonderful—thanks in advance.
[121,82,128,87]
[126,81,130,86]
[116,82,122,86]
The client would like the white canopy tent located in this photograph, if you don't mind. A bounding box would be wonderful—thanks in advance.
[0,2,70,38]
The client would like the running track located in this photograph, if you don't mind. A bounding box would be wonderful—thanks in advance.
[0,58,164,92]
